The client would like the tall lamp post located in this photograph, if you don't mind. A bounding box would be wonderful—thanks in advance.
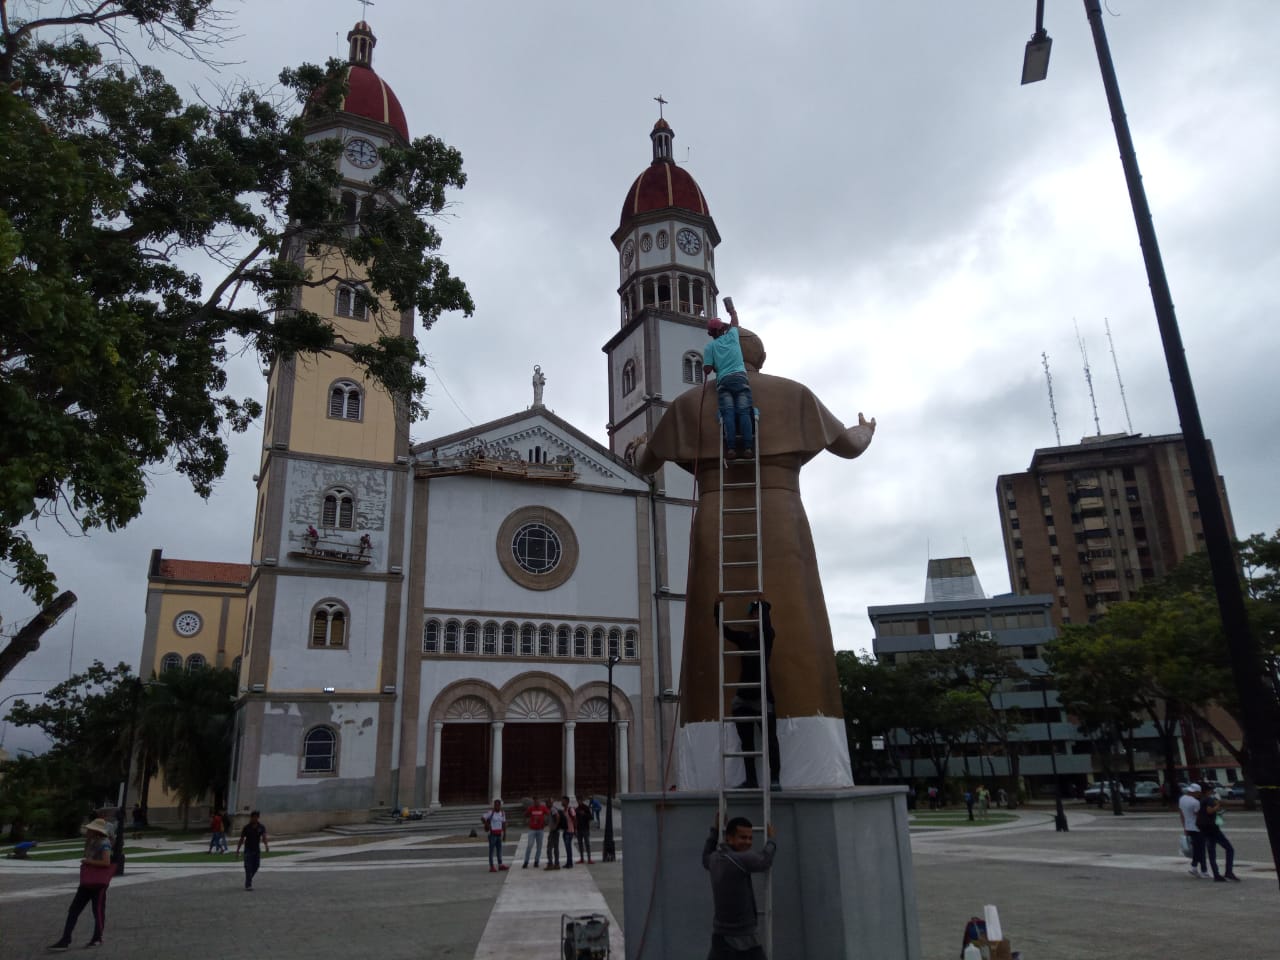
[1037,675,1068,832]
[0,691,44,748]
[1022,1,1280,885]
[113,677,158,876]
[602,653,621,862]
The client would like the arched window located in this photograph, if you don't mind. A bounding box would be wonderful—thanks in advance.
[423,619,440,653]
[502,622,517,656]
[591,628,604,660]
[683,351,705,385]
[692,279,706,316]
[464,621,479,654]
[621,359,637,396]
[334,283,368,320]
[520,623,535,656]
[302,726,337,774]
[186,653,207,671]
[574,627,587,658]
[624,629,638,660]
[657,279,671,309]
[444,619,460,654]
[556,625,570,658]
[482,621,498,655]
[161,652,182,673]
[677,276,691,314]
[311,601,348,648]
[608,628,621,660]
[321,488,356,529]
[340,191,358,225]
[538,624,553,657]
[328,380,363,421]
[642,278,655,306]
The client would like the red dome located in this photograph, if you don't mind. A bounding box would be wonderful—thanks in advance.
[340,63,409,141]
[619,161,710,227]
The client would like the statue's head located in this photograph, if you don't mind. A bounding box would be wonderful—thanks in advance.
[739,328,766,371]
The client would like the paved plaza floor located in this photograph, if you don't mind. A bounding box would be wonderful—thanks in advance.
[1,805,1276,958]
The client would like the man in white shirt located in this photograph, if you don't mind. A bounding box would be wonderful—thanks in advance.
[1178,783,1208,878]
[482,799,509,872]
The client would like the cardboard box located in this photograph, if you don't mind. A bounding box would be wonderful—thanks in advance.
[976,939,1013,960]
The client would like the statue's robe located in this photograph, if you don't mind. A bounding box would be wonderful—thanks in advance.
[635,367,873,788]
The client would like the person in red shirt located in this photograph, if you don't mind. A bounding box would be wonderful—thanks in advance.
[208,811,227,854]
[523,798,549,868]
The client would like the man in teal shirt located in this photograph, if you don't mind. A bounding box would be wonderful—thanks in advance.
[703,301,753,459]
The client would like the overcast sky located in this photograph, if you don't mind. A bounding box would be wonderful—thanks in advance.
[4,1,1279,753]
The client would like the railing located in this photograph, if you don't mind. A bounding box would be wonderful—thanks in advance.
[290,534,372,565]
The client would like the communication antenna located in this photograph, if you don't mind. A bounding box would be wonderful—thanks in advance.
[1104,317,1134,434]
[1075,320,1102,437]
[1041,352,1061,445]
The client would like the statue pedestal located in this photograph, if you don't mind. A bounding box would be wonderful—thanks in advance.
[621,786,920,960]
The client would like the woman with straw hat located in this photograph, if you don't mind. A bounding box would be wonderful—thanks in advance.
[48,817,115,949]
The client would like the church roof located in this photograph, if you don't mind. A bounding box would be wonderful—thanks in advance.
[309,21,410,142]
[154,558,251,586]
[618,118,711,230]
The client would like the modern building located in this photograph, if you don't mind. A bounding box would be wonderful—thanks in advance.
[140,19,725,831]
[996,432,1235,627]
[869,558,1093,792]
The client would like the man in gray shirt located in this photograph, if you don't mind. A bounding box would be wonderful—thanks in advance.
[701,815,776,959]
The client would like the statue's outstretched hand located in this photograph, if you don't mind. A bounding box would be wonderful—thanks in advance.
[858,412,876,433]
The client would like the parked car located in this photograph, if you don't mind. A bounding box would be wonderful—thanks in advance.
[1226,784,1247,800]
[1083,780,1133,803]
[1130,781,1163,802]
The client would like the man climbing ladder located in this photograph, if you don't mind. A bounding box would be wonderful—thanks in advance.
[704,297,753,460]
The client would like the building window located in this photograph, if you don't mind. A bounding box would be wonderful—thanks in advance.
[302,726,337,774]
[512,522,562,575]
[186,653,207,671]
[621,359,637,396]
[556,625,570,657]
[608,628,621,660]
[624,629,638,660]
[464,621,479,654]
[311,601,348,648]
[520,623,535,656]
[423,619,440,653]
[502,622,516,655]
[322,488,356,529]
[1021,645,1038,660]
[482,621,498,655]
[538,624,553,657]
[444,619,460,654]
[683,351,705,384]
[574,627,587,658]
[591,628,604,659]
[334,283,368,320]
[161,652,183,673]
[328,380,363,421]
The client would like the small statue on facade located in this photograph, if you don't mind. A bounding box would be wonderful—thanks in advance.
[532,365,546,406]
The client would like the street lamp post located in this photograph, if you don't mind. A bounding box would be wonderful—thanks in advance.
[1038,676,1069,832]
[602,653,621,862]
[112,677,150,876]
[0,691,44,748]
[1022,1,1280,885]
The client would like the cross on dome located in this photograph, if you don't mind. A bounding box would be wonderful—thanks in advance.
[653,94,668,119]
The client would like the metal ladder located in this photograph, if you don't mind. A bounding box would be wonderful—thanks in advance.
[715,408,772,956]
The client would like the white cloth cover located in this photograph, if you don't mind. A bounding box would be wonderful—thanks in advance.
[675,716,854,790]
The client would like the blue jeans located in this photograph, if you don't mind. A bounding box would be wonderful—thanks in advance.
[717,373,754,452]
[523,829,543,866]
[488,832,504,867]
[1204,825,1233,877]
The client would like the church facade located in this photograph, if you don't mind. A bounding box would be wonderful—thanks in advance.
[139,20,726,830]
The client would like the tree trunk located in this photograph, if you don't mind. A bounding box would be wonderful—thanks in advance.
[0,591,77,682]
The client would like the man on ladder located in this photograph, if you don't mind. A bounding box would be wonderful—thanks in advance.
[704,298,753,460]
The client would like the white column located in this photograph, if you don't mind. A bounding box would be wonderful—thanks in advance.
[429,721,444,808]
[490,721,504,801]
[618,721,630,794]
[564,721,577,800]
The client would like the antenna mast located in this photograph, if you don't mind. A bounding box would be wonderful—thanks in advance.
[1075,320,1102,437]
[1104,318,1134,434]
[1041,351,1061,445]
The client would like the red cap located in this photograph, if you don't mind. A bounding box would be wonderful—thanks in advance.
[707,318,728,335]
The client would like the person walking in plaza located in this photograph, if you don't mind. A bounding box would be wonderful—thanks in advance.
[523,797,548,869]
[208,810,227,854]
[546,798,562,869]
[235,810,269,890]
[964,786,975,822]
[977,785,990,820]
[1178,783,1209,878]
[482,798,509,872]
[590,796,602,828]
[702,813,777,959]
[47,818,115,949]
[575,798,593,864]
[1199,789,1240,882]
[560,795,576,868]
[703,298,754,460]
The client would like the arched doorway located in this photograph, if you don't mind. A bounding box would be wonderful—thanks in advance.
[501,688,564,799]
[575,697,613,798]
[438,695,492,804]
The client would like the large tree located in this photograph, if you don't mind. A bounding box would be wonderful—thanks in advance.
[0,1,472,647]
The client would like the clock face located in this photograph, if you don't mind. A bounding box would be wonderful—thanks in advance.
[656,230,669,250]
[345,137,378,169]
[640,233,653,253]
[174,611,203,637]
[622,239,634,268]
[676,228,702,255]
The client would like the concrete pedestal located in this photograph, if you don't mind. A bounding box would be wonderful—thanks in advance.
[621,786,919,960]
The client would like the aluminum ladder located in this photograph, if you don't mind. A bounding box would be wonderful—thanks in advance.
[715,408,772,956]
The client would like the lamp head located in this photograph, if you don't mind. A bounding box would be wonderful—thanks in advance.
[1021,29,1052,84]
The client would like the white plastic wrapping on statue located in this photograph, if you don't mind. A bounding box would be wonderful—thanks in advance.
[984,905,1003,942]
[676,717,854,790]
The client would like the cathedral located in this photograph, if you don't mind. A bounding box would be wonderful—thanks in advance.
[139,20,724,831]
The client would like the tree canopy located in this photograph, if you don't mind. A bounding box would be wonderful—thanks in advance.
[0,1,472,609]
